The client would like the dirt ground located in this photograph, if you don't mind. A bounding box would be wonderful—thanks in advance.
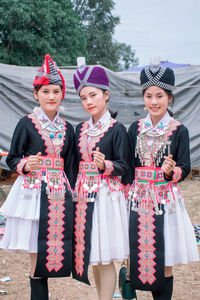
[0,177,199,300]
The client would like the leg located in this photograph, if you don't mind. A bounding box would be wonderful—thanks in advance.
[152,266,173,300]
[30,253,38,278]
[92,265,101,297]
[29,253,48,300]
[97,261,117,300]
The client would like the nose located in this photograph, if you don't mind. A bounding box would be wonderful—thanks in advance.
[49,93,55,100]
[86,97,93,105]
[152,98,157,104]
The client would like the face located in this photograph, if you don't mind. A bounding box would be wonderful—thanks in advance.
[80,86,109,121]
[144,86,172,122]
[34,85,62,119]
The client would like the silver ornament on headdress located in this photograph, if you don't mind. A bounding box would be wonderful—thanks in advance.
[77,57,86,73]
[149,56,161,74]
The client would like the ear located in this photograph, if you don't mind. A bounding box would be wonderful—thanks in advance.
[104,90,109,101]
[33,90,38,101]
[168,94,174,104]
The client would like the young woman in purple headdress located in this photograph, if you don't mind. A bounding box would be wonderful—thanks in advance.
[0,54,77,299]
[72,58,130,300]
[127,61,199,299]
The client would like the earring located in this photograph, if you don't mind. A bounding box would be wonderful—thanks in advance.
[33,106,39,113]
[144,107,147,110]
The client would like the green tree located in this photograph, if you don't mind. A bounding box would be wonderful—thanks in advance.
[115,42,139,71]
[73,0,138,71]
[0,0,87,65]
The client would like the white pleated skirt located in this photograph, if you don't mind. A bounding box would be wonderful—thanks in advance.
[0,175,40,252]
[89,180,129,265]
[164,184,199,265]
[130,180,199,266]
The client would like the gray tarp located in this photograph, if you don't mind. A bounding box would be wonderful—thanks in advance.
[0,63,200,168]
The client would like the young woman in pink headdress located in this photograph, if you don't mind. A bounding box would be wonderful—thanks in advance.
[0,54,77,299]
[127,62,199,299]
[72,59,130,300]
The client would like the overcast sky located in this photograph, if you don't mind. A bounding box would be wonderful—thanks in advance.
[114,0,200,67]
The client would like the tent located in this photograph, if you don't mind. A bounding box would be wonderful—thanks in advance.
[125,60,192,72]
[0,62,200,168]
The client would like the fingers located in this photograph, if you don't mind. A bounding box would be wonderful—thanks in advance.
[162,154,176,176]
[27,153,43,169]
[163,155,176,168]
[93,148,105,170]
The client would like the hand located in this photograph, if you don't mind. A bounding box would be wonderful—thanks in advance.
[93,147,105,171]
[24,152,42,172]
[161,154,176,177]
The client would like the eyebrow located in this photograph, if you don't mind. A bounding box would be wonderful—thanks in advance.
[146,92,163,95]
[80,91,96,97]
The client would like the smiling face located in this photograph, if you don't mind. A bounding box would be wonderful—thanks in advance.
[80,86,109,124]
[34,85,62,121]
[144,86,173,126]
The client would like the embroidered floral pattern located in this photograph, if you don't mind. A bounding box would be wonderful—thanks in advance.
[74,200,87,276]
[46,197,65,272]
[16,158,28,175]
[23,170,42,189]
[138,208,156,285]
[103,160,114,175]
[28,113,66,156]
[172,167,182,183]
[130,167,171,214]
[78,118,117,161]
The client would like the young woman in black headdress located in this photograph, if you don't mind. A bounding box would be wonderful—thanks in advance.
[127,62,199,299]
[0,54,77,299]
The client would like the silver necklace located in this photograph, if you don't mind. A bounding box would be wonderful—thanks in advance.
[83,118,112,137]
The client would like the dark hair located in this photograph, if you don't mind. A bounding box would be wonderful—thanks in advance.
[101,89,118,119]
[143,88,174,117]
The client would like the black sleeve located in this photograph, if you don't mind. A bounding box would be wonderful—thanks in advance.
[99,123,130,184]
[64,123,78,190]
[164,125,191,183]
[6,117,28,172]
[127,121,138,184]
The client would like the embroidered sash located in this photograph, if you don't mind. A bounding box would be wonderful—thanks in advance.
[129,166,167,291]
[26,156,73,278]
[73,160,123,284]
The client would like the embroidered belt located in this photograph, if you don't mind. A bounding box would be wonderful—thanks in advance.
[22,156,67,190]
[129,166,173,215]
[39,156,64,170]
[74,161,123,203]
[79,160,99,174]
[135,166,165,183]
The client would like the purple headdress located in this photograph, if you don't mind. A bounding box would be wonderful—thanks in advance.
[73,57,109,94]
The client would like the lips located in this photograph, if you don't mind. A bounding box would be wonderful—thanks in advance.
[150,107,160,111]
[88,106,95,110]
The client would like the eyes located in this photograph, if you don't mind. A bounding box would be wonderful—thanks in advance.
[81,93,97,102]
[145,94,163,99]
[41,89,61,95]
